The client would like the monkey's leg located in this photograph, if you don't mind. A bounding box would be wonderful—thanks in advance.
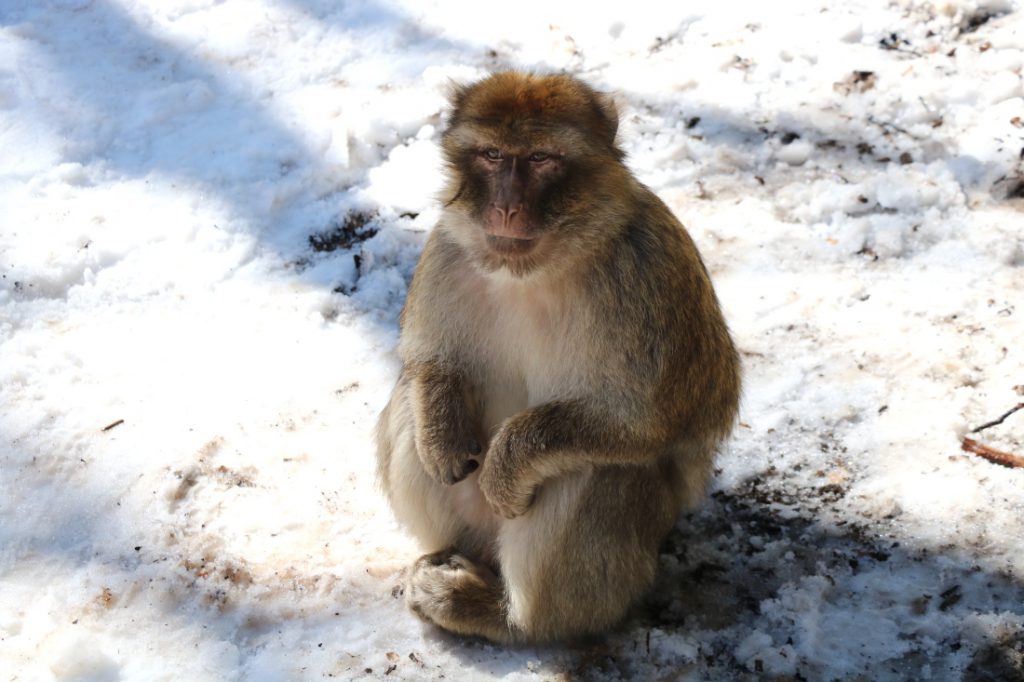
[403,465,679,644]
[405,549,514,643]
[377,378,468,551]
[497,464,680,643]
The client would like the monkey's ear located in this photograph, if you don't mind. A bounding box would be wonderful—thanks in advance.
[591,91,620,146]
[445,80,472,121]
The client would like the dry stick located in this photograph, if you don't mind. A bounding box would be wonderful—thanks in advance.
[970,402,1024,434]
[961,437,1024,469]
[101,419,125,432]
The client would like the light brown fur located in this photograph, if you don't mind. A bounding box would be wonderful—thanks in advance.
[375,71,741,643]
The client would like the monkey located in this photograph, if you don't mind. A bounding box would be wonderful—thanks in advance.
[375,71,740,644]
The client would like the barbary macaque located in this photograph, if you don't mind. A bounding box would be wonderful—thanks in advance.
[375,71,740,643]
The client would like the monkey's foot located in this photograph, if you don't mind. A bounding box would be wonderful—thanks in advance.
[405,549,515,643]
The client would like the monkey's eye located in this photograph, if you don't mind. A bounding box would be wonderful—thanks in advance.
[528,152,552,163]
[482,148,504,161]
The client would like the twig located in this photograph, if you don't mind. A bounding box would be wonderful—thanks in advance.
[101,419,125,432]
[970,403,1024,433]
[867,115,921,140]
[961,437,1024,469]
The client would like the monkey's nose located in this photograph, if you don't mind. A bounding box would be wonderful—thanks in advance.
[492,203,523,229]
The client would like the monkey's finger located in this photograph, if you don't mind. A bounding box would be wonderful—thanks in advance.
[435,457,476,485]
[459,458,479,478]
[489,498,523,520]
[498,487,538,519]
[443,457,478,485]
[498,505,523,520]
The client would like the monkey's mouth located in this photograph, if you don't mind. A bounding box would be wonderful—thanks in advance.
[484,234,537,255]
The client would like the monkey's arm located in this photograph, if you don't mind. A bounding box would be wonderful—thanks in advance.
[409,360,483,485]
[478,399,670,519]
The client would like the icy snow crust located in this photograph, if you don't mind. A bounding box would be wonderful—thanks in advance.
[1,0,1022,679]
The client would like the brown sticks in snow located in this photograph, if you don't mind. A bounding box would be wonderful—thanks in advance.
[961,437,1024,469]
[970,403,1024,434]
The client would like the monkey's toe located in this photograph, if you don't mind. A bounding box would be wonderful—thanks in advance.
[417,547,460,568]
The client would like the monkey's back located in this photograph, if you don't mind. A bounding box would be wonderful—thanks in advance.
[581,183,740,440]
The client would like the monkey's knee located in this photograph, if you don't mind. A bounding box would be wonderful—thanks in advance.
[405,550,515,643]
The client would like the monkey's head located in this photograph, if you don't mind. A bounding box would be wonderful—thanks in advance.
[440,71,630,277]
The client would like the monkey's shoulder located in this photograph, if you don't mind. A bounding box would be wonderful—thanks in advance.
[412,228,464,276]
[403,230,469,308]
[595,197,713,303]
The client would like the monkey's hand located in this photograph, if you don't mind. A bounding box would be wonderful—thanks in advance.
[410,362,482,486]
[416,423,482,486]
[478,420,540,519]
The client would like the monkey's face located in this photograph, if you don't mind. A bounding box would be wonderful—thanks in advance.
[462,144,567,262]
[439,72,626,277]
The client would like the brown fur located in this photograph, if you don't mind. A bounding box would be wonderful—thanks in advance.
[375,71,741,643]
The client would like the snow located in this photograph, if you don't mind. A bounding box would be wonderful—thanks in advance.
[1,0,1023,679]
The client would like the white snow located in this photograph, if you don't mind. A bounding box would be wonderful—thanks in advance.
[2,0,1023,679]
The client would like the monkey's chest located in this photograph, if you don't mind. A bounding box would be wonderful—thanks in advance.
[474,291,588,435]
